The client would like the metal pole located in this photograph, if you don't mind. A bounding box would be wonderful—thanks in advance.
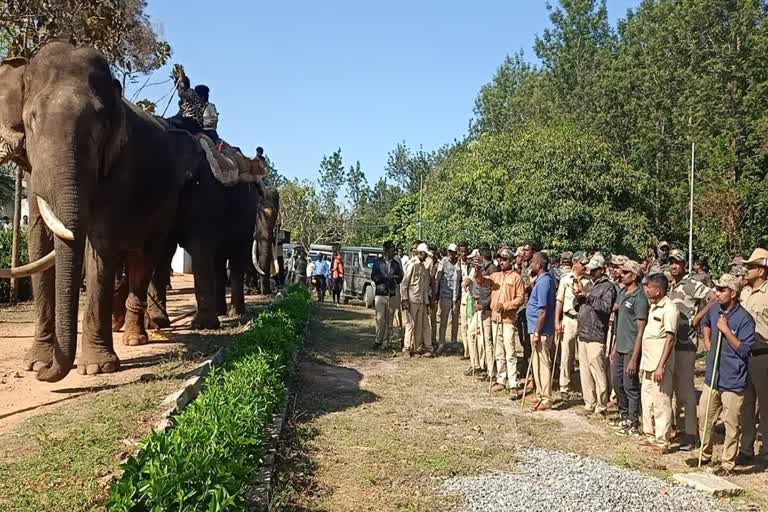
[688,143,695,275]
[10,166,23,302]
[418,174,423,239]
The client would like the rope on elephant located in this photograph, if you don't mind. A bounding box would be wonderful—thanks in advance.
[169,309,196,326]
[125,294,148,314]
[147,290,170,322]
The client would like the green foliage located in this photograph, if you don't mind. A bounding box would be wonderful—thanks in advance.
[106,285,310,512]
[0,227,30,302]
[385,142,436,194]
[422,125,654,256]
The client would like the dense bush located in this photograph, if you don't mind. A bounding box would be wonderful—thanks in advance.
[107,285,311,511]
[0,228,31,303]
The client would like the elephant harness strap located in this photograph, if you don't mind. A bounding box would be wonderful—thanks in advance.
[197,134,267,186]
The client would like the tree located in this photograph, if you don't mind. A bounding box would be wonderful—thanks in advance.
[0,0,171,86]
[317,149,346,211]
[345,160,369,209]
[384,142,435,194]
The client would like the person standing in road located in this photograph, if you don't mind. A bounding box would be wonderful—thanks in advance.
[526,252,557,411]
[667,249,710,451]
[693,273,754,475]
[468,248,497,378]
[371,241,403,350]
[575,254,617,417]
[331,253,345,304]
[610,260,648,436]
[737,248,768,466]
[400,243,433,357]
[313,255,330,302]
[555,251,584,401]
[639,274,678,453]
[457,241,472,359]
[435,243,462,353]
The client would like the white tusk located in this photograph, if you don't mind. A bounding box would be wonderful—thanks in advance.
[0,250,56,278]
[37,196,75,241]
[252,240,266,276]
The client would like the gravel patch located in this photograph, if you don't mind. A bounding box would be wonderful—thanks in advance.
[441,448,733,512]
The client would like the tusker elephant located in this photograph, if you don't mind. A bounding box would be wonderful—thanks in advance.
[250,186,280,295]
[0,43,206,382]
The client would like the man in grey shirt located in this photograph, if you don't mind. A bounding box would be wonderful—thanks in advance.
[436,243,462,352]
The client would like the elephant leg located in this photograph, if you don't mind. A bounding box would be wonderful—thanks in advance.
[23,186,56,372]
[147,241,175,329]
[111,265,128,332]
[215,254,228,316]
[78,242,120,375]
[122,251,152,346]
[189,242,221,330]
[228,249,246,317]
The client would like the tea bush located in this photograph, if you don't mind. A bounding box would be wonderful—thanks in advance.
[107,285,311,511]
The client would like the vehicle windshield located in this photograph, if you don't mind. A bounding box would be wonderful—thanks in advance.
[363,253,379,269]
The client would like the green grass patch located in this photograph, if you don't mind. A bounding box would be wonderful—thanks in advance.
[106,285,310,512]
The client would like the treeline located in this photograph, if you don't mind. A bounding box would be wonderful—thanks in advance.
[282,0,768,272]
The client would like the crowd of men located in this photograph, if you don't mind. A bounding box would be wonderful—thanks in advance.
[368,239,767,476]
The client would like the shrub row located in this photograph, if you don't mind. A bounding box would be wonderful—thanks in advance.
[106,285,311,511]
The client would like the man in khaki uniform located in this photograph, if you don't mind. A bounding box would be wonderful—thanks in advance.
[475,248,525,397]
[738,248,768,465]
[555,251,587,400]
[457,241,471,359]
[467,248,497,380]
[694,273,755,475]
[424,248,439,346]
[667,249,710,451]
[400,243,433,357]
[639,273,678,453]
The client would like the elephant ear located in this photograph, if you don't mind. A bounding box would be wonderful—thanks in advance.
[0,57,28,167]
[101,79,128,176]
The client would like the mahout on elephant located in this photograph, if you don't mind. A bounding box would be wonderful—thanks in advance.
[0,42,207,381]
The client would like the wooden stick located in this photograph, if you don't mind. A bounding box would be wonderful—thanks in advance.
[169,310,196,326]
[698,330,723,468]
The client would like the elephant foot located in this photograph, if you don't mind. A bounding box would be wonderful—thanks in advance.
[112,314,125,332]
[191,313,220,330]
[122,310,149,346]
[145,313,170,330]
[23,340,54,372]
[76,349,120,375]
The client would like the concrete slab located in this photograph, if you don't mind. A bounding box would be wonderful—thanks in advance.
[672,472,743,497]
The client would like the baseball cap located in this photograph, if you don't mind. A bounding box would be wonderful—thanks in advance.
[447,243,458,252]
[498,248,514,259]
[730,255,745,266]
[469,248,480,258]
[714,273,743,293]
[586,254,606,271]
[669,249,687,262]
[621,260,641,275]
[515,246,524,257]
[731,265,747,277]
[560,251,573,261]
[610,254,628,266]
[574,251,589,264]
[416,243,432,256]
[745,248,768,267]
[658,241,669,249]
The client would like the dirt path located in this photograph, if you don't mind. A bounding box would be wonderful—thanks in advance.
[0,275,268,434]
[272,303,768,511]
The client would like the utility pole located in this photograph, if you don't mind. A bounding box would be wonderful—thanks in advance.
[688,143,695,275]
[418,173,423,239]
[10,165,23,302]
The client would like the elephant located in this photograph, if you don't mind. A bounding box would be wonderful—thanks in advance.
[0,43,206,382]
[251,186,280,295]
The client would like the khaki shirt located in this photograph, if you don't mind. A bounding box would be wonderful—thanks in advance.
[477,270,525,324]
[400,258,430,304]
[740,280,768,350]
[641,296,679,371]
[557,271,588,316]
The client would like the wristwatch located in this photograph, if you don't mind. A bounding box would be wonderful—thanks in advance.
[531,332,539,337]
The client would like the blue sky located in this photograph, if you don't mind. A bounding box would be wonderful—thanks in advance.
[133,1,639,184]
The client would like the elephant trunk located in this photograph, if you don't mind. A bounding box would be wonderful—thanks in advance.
[36,177,86,382]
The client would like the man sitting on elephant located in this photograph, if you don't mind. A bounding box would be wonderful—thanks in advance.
[170,66,204,134]
[195,84,220,142]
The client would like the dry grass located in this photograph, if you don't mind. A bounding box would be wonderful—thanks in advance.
[271,303,768,512]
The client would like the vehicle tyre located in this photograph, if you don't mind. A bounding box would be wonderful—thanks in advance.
[364,285,375,309]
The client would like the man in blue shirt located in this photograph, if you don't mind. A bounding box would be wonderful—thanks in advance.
[526,252,557,411]
[692,273,755,475]
[313,255,331,302]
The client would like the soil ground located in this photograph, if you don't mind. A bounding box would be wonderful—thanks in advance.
[0,275,269,511]
[271,302,768,511]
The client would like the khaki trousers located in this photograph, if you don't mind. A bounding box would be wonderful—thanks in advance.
[438,298,459,344]
[578,339,610,413]
[560,315,578,391]
[532,334,553,402]
[699,384,744,469]
[492,322,519,388]
[673,348,698,436]
[468,310,490,371]
[429,302,437,344]
[460,303,469,357]
[404,302,431,352]
[741,354,768,457]
[641,366,674,446]
[374,295,397,347]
